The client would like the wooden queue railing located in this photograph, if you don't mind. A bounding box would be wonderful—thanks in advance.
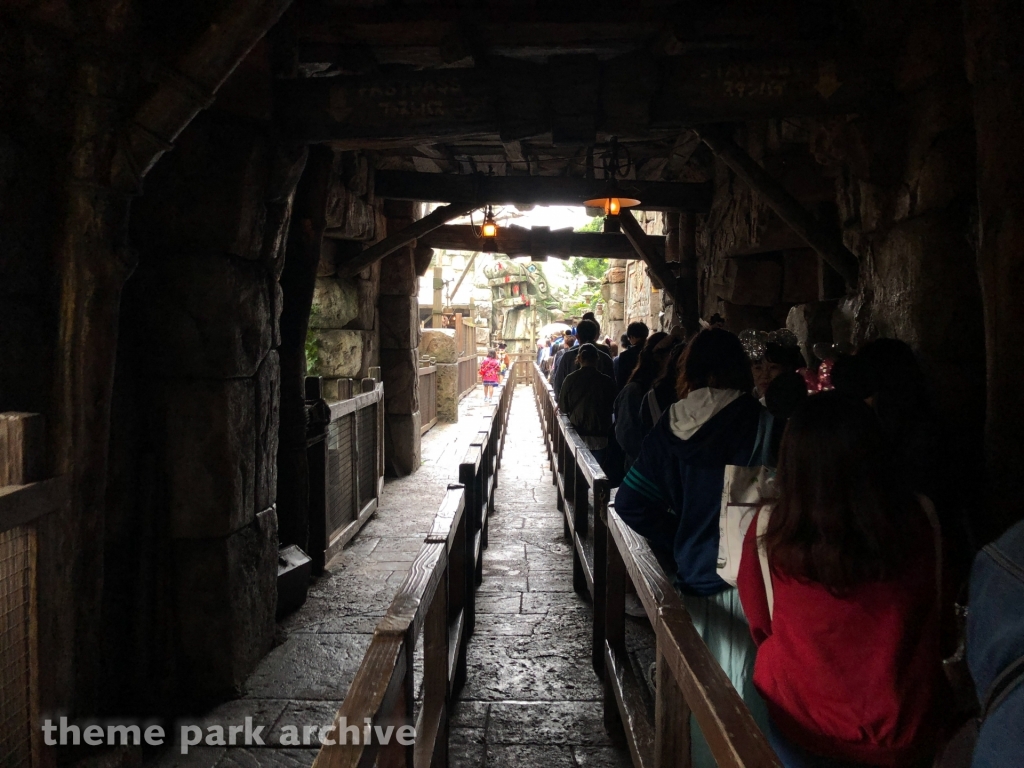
[314,370,515,768]
[532,363,781,768]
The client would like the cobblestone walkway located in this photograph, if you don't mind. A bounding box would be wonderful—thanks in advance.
[149,387,506,768]
[450,388,632,768]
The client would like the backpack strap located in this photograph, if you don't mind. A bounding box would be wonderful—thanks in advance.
[756,506,774,620]
[981,654,1024,721]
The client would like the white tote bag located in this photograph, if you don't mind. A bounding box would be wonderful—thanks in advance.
[716,412,776,587]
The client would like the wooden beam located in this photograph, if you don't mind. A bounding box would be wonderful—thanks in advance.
[419,224,660,260]
[619,211,679,303]
[696,128,860,286]
[336,202,475,278]
[374,171,711,212]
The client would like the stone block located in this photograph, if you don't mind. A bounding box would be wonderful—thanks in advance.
[379,294,420,350]
[137,252,272,378]
[315,329,367,378]
[384,411,421,477]
[255,351,279,512]
[435,363,459,423]
[607,301,624,321]
[782,248,821,304]
[602,281,625,303]
[318,239,338,277]
[157,377,256,539]
[312,277,359,329]
[420,329,458,363]
[723,256,783,307]
[378,247,418,296]
[325,182,377,240]
[380,348,419,415]
[345,262,379,331]
[173,507,278,700]
[605,266,626,283]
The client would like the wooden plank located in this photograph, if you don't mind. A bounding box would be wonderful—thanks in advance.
[0,413,45,487]
[657,608,781,768]
[419,224,657,259]
[313,633,407,768]
[605,644,657,768]
[696,127,859,286]
[607,509,679,621]
[377,543,447,642]
[375,171,712,212]
[335,202,476,279]
[655,645,692,768]
[0,477,68,535]
[328,384,384,419]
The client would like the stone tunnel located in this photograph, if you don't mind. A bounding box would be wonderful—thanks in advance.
[1,1,1023,767]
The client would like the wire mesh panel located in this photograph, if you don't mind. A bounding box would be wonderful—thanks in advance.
[357,404,377,509]
[0,526,36,768]
[326,414,356,539]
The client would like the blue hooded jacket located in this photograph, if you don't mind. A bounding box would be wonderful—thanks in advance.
[968,519,1024,768]
[614,389,763,595]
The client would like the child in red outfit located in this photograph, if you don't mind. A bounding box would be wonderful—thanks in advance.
[479,349,501,402]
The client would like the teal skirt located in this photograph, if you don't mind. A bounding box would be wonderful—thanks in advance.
[681,587,770,768]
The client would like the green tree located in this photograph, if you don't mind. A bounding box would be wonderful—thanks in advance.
[576,216,603,233]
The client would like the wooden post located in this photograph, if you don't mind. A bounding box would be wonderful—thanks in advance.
[696,127,860,287]
[965,0,1024,535]
[432,265,444,328]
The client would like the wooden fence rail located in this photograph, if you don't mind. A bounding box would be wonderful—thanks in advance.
[314,369,515,768]
[0,412,62,768]
[457,355,477,400]
[531,363,780,768]
[419,365,438,435]
[307,378,386,573]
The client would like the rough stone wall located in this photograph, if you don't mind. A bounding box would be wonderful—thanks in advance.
[691,1,985,481]
[621,212,670,333]
[105,96,295,707]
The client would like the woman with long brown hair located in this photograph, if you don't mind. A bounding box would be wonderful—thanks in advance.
[738,392,945,767]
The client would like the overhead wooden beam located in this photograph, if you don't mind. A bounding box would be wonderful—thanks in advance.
[419,224,663,259]
[619,211,680,303]
[277,52,889,147]
[695,127,859,286]
[336,202,475,278]
[374,171,711,212]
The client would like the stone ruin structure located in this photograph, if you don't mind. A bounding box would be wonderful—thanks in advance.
[484,261,559,354]
[2,1,1023,760]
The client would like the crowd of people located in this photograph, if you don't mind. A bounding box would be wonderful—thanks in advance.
[540,314,1023,768]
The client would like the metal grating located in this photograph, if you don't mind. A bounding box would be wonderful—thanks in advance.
[326,414,355,539]
[357,404,377,509]
[0,526,35,768]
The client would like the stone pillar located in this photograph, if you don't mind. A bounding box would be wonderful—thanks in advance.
[125,114,284,702]
[421,329,459,422]
[966,0,1024,535]
[379,201,422,476]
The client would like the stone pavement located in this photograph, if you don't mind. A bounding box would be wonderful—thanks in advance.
[449,388,632,768]
[147,383,632,768]
[147,386,506,768]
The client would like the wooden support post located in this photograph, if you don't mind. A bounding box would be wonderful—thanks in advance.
[696,127,860,287]
[336,202,476,278]
[619,210,679,303]
[965,0,1024,535]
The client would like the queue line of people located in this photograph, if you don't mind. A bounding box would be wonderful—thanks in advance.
[544,315,1021,768]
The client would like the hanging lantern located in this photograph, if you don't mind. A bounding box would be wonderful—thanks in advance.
[481,205,498,239]
[584,138,640,230]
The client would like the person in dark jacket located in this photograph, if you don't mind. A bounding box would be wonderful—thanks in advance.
[552,318,613,395]
[613,331,668,468]
[613,321,650,390]
[615,329,767,768]
[557,344,617,457]
[966,519,1024,768]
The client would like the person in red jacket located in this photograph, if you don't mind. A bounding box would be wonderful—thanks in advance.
[737,392,946,767]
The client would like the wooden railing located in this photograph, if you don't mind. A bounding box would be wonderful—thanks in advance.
[419,364,438,435]
[313,486,468,768]
[531,364,610,674]
[307,378,386,572]
[314,368,515,768]
[456,355,477,400]
[0,413,62,768]
[531,364,780,768]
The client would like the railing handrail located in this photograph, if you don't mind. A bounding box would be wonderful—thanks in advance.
[532,361,781,768]
[327,381,384,420]
[313,486,465,768]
